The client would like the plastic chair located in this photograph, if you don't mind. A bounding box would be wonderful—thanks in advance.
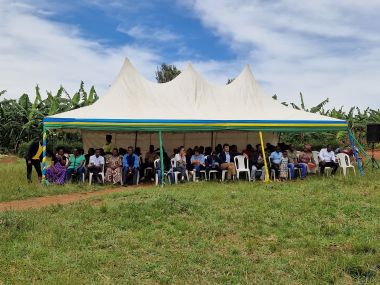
[234,155,251,181]
[336,153,356,176]
[170,158,189,184]
[89,163,105,185]
[154,159,171,185]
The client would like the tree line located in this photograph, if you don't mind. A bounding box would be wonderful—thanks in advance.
[0,64,379,155]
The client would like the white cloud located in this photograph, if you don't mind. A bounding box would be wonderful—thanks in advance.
[0,0,160,99]
[118,25,179,42]
[181,0,380,109]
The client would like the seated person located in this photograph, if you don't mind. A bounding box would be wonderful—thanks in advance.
[142,145,157,181]
[279,151,289,181]
[250,147,266,181]
[242,144,254,160]
[319,145,339,175]
[219,144,236,181]
[85,148,95,166]
[299,144,316,172]
[205,151,220,177]
[105,148,122,184]
[191,147,206,178]
[155,148,174,184]
[46,147,67,185]
[186,148,193,171]
[66,148,86,182]
[88,148,105,183]
[287,144,307,179]
[269,145,283,179]
[173,146,187,181]
[122,146,139,185]
[102,134,116,154]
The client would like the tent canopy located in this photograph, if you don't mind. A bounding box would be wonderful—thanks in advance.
[44,58,347,132]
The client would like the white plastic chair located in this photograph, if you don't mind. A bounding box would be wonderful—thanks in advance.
[170,158,189,184]
[89,163,105,185]
[154,159,171,185]
[336,153,356,176]
[205,155,219,180]
[314,150,333,176]
[234,155,251,181]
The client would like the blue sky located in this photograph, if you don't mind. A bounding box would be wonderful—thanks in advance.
[1,0,380,109]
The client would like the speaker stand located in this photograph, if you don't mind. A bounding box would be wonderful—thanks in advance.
[364,143,379,170]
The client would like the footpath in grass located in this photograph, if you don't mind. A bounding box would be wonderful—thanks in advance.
[0,172,379,284]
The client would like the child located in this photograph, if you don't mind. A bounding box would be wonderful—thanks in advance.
[279,151,289,181]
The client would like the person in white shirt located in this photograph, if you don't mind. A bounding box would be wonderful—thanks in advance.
[88,148,105,183]
[319,145,338,175]
[173,146,187,181]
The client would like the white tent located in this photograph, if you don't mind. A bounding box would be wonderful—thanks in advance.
[44,58,347,152]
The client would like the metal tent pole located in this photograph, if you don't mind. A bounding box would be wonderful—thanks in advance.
[259,131,270,182]
[159,131,165,186]
[348,130,364,176]
[42,125,48,184]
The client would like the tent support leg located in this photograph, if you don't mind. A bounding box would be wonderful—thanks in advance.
[42,125,48,185]
[159,131,165,187]
[259,131,270,182]
[348,129,364,176]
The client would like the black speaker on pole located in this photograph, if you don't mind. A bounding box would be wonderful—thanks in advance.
[366,124,380,143]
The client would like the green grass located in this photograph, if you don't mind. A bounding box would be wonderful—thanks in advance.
[0,158,107,202]
[0,161,379,284]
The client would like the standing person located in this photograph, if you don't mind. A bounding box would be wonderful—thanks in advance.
[191,147,206,179]
[46,147,67,185]
[287,144,307,179]
[173,146,187,182]
[269,145,282,179]
[105,148,122,184]
[25,138,43,183]
[279,151,289,181]
[122,146,140,185]
[102,134,116,154]
[88,148,105,184]
[219,144,236,181]
[319,145,339,175]
[66,148,86,182]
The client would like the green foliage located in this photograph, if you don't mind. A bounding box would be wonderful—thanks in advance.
[0,82,98,153]
[273,94,380,148]
[155,63,181,83]
[0,160,379,283]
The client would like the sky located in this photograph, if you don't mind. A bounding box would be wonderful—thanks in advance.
[1,0,379,109]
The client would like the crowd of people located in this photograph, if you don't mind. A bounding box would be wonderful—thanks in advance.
[25,134,344,185]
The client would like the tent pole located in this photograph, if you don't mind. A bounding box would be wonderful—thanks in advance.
[259,131,270,182]
[158,131,165,186]
[42,125,47,184]
[134,131,138,149]
[211,131,214,150]
[348,129,364,176]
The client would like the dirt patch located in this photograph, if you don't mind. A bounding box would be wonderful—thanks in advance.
[0,155,17,164]
[0,186,144,212]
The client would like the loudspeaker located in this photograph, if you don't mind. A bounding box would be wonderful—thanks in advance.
[367,124,380,143]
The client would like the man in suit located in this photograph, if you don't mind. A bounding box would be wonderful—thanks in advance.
[25,138,43,183]
[219,144,236,181]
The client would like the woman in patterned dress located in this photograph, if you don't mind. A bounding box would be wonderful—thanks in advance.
[46,147,67,185]
[105,148,122,184]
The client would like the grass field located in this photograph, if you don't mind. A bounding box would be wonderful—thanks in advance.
[0,158,379,284]
[0,157,104,202]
